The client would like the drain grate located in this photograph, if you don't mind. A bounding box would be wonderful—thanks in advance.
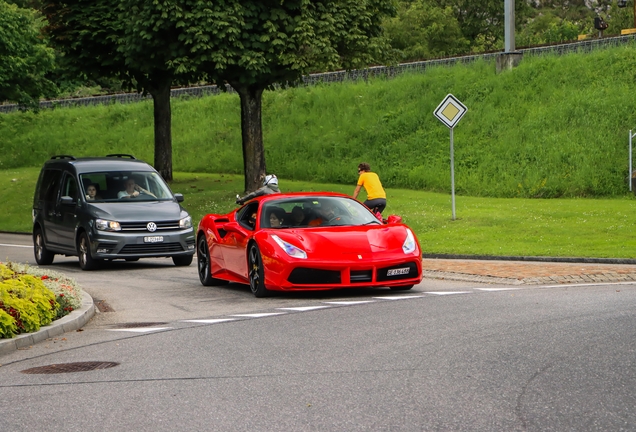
[94,299,115,312]
[114,322,168,328]
[21,361,119,374]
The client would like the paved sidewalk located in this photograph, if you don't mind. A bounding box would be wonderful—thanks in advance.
[422,258,636,285]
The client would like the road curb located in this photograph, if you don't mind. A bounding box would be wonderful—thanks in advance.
[0,289,95,356]
[422,254,636,265]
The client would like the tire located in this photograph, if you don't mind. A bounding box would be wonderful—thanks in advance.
[33,228,54,265]
[197,235,228,286]
[78,232,99,270]
[172,254,193,267]
[390,284,414,291]
[248,243,270,297]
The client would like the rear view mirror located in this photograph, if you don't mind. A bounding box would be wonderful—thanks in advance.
[174,193,184,203]
[60,196,76,206]
[386,215,402,224]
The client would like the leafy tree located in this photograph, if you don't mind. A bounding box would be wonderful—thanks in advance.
[384,0,470,61]
[517,11,583,46]
[43,0,200,180]
[430,0,533,51]
[178,0,397,192]
[0,1,56,109]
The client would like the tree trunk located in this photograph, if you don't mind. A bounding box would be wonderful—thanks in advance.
[235,84,266,193]
[149,78,173,181]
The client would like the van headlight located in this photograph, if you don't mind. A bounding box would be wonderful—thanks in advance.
[402,229,416,254]
[179,216,192,229]
[96,219,121,231]
[272,235,307,259]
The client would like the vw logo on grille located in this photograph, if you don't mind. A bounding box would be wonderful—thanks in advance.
[146,222,157,232]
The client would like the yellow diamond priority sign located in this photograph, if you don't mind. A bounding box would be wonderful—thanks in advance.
[434,94,467,129]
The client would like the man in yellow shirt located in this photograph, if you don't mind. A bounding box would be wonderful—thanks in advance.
[353,162,387,214]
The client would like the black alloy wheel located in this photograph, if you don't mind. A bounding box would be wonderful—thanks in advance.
[33,228,54,265]
[197,235,228,286]
[248,243,269,297]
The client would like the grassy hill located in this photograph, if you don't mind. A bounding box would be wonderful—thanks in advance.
[2,43,636,198]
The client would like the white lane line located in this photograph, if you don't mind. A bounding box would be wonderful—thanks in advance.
[181,319,237,324]
[230,313,287,318]
[107,327,172,333]
[474,288,521,292]
[424,291,471,295]
[373,296,425,300]
[323,301,375,305]
[277,306,331,312]
[0,243,32,248]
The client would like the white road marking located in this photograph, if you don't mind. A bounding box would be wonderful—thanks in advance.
[474,288,521,292]
[373,296,426,300]
[230,313,287,318]
[277,306,331,311]
[424,291,471,295]
[107,327,172,333]
[323,301,375,305]
[0,243,31,248]
[181,319,237,324]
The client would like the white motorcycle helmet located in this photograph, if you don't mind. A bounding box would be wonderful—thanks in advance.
[263,174,278,186]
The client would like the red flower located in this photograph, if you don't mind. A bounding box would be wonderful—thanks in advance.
[41,275,49,280]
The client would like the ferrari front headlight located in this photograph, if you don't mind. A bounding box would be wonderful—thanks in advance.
[402,228,416,254]
[272,235,307,259]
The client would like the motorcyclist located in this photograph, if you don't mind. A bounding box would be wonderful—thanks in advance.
[236,174,281,205]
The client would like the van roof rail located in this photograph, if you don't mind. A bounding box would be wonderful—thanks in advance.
[106,154,136,159]
[50,155,76,160]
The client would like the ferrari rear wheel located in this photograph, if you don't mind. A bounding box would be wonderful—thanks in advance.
[390,284,414,291]
[197,235,228,286]
[248,244,270,297]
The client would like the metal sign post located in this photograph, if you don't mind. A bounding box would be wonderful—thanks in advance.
[630,130,636,191]
[434,94,467,221]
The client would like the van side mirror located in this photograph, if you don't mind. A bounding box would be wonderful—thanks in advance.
[174,193,184,203]
[60,196,76,206]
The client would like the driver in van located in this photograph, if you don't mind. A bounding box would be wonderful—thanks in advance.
[118,178,156,199]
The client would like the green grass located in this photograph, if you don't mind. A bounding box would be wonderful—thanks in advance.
[3,43,636,198]
[4,168,635,258]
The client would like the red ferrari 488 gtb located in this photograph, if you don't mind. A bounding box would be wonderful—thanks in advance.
[196,192,422,297]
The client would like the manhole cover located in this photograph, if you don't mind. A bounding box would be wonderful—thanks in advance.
[114,322,168,328]
[21,361,119,374]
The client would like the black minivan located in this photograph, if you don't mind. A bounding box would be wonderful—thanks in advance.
[32,154,195,270]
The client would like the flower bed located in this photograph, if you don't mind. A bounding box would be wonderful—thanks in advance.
[0,262,82,339]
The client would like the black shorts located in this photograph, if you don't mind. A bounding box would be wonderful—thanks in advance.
[364,198,386,214]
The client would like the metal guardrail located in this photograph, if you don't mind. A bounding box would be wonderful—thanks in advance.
[2,34,634,114]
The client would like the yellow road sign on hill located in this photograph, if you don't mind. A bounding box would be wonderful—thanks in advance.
[434,94,467,129]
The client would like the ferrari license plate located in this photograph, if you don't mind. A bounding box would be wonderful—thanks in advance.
[144,236,164,243]
[387,267,410,276]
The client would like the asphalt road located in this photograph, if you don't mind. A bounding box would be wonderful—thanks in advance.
[1,233,635,431]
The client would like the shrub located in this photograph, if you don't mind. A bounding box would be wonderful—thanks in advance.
[0,263,82,339]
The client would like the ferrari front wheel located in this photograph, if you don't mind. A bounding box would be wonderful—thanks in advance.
[197,235,228,286]
[248,244,270,297]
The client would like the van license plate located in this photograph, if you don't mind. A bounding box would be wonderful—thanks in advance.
[144,236,164,243]
[387,267,410,276]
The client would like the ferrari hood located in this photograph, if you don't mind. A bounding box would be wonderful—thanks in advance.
[278,226,409,254]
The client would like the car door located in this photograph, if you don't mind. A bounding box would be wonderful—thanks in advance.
[55,172,80,251]
[39,169,63,247]
[222,202,258,279]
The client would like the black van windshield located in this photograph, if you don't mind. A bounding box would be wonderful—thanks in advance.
[79,171,174,202]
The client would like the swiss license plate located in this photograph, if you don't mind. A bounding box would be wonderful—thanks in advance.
[144,236,164,243]
[387,267,410,276]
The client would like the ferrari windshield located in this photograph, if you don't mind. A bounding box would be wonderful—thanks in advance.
[79,171,175,202]
[261,196,381,228]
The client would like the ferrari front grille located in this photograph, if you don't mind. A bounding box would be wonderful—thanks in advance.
[288,268,341,285]
[350,270,373,283]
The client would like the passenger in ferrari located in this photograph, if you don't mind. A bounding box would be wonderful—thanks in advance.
[236,174,281,205]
